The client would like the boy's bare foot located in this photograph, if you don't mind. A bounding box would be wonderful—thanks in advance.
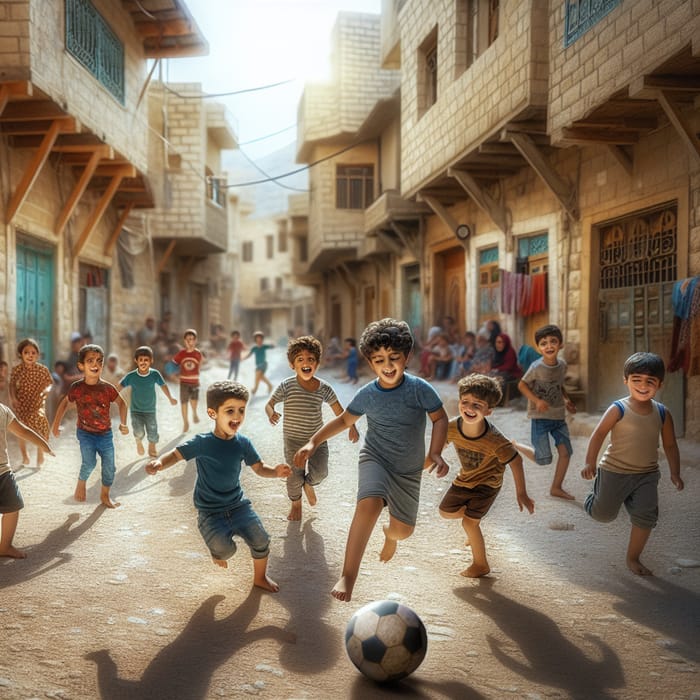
[100,486,120,509]
[303,482,317,506]
[74,481,87,502]
[21,452,30,465]
[331,575,355,602]
[254,574,280,592]
[627,557,653,576]
[460,563,490,578]
[550,487,575,500]
[148,443,158,458]
[193,414,199,424]
[287,500,302,521]
[0,545,27,559]
[379,527,397,562]
[182,421,189,433]
[136,440,145,456]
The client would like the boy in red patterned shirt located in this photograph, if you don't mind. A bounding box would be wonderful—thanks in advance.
[173,328,204,432]
[51,344,128,508]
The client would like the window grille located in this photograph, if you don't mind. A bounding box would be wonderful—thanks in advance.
[336,165,374,209]
[65,0,125,104]
[564,0,621,48]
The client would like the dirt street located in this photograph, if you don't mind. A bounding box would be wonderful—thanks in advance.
[1,348,698,699]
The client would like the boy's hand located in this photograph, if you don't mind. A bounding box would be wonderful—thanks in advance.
[294,442,314,467]
[51,424,61,438]
[565,399,577,414]
[118,423,129,435]
[145,460,161,475]
[268,410,281,426]
[581,463,596,480]
[517,492,535,514]
[424,454,449,478]
[348,425,360,443]
[169,397,178,406]
[534,398,549,412]
[274,463,292,478]
[670,473,684,491]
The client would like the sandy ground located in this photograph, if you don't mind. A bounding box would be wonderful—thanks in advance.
[1,348,699,700]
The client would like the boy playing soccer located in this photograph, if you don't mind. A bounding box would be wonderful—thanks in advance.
[265,336,358,521]
[172,328,203,432]
[439,374,534,578]
[515,324,577,499]
[51,344,129,508]
[145,380,291,591]
[581,352,683,576]
[119,346,178,457]
[295,318,448,602]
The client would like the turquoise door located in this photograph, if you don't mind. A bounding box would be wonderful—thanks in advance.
[16,241,55,366]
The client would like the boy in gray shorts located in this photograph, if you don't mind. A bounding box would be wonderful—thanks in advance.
[581,352,683,576]
[265,336,358,521]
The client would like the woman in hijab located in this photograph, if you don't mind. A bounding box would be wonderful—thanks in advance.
[490,333,522,383]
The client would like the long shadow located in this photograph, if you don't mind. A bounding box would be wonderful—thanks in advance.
[0,507,104,589]
[456,582,624,700]
[350,674,486,699]
[86,589,294,700]
[274,517,340,673]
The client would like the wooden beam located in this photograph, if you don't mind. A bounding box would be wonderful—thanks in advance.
[157,239,177,274]
[507,131,579,220]
[416,193,459,232]
[93,164,137,177]
[446,168,510,235]
[0,80,32,116]
[72,166,131,257]
[607,144,634,176]
[559,127,639,144]
[6,118,69,224]
[376,230,404,257]
[55,145,112,237]
[0,100,70,121]
[103,203,134,256]
[655,89,700,167]
[336,263,357,296]
[133,18,196,38]
[641,75,700,92]
[390,221,423,259]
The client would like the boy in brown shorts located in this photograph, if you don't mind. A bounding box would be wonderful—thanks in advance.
[439,374,535,577]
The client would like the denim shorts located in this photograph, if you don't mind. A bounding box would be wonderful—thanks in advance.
[0,470,24,513]
[197,500,270,561]
[131,411,159,443]
[531,418,572,465]
[76,428,116,486]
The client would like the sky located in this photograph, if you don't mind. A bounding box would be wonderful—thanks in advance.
[166,0,381,160]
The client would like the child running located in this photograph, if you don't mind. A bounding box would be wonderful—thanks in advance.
[119,346,178,457]
[226,330,246,381]
[265,336,358,521]
[244,331,274,395]
[51,344,129,508]
[515,324,577,499]
[145,380,291,591]
[0,403,54,558]
[172,328,203,432]
[581,352,683,576]
[439,374,534,577]
[294,318,448,602]
[9,338,53,467]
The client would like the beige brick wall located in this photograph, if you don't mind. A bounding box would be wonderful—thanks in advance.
[400,0,549,196]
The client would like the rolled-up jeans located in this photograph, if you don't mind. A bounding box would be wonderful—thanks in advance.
[77,428,116,485]
[197,500,270,560]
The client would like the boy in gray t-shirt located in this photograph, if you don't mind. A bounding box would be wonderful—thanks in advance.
[515,324,577,500]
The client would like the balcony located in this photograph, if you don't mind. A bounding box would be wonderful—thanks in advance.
[364,190,430,233]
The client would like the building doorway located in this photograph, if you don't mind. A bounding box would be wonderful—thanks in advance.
[434,246,465,332]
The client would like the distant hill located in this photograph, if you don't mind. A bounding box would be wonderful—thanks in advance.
[223,141,309,218]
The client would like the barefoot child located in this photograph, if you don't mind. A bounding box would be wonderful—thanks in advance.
[145,380,291,591]
[0,403,54,558]
[172,328,204,432]
[581,352,683,576]
[119,346,178,457]
[265,336,358,521]
[295,318,448,602]
[439,374,534,578]
[51,344,129,508]
[9,338,53,467]
[515,324,577,499]
[226,330,246,381]
[243,331,274,395]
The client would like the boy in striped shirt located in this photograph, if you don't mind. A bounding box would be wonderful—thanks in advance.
[266,336,358,521]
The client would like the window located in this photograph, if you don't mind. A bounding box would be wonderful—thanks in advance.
[266,235,274,259]
[242,241,253,262]
[564,0,621,47]
[456,0,498,74]
[275,277,283,292]
[260,278,269,292]
[278,230,288,253]
[478,246,500,324]
[417,27,438,116]
[65,0,125,104]
[336,165,374,209]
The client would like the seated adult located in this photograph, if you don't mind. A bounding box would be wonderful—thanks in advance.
[470,331,495,374]
[427,333,454,381]
[489,333,523,383]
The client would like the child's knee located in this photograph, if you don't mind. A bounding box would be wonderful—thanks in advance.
[584,493,618,523]
[209,538,237,561]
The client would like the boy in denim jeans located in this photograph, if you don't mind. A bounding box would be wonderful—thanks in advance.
[145,381,290,592]
[515,324,577,500]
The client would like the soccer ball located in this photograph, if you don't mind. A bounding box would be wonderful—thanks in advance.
[345,600,428,682]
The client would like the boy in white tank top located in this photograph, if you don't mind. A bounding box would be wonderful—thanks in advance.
[581,352,683,575]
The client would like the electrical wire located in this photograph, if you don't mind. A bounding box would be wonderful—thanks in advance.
[238,124,296,145]
[236,147,308,193]
[164,80,294,100]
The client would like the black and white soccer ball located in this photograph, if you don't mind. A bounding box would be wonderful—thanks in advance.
[345,600,428,682]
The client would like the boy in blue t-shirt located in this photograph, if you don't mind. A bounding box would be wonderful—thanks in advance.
[120,346,177,458]
[145,380,291,592]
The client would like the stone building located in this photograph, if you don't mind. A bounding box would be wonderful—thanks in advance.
[294,1,700,438]
[0,0,207,368]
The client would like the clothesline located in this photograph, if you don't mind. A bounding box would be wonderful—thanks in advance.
[499,269,547,317]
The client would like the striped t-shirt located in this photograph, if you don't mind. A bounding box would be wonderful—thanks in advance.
[269,376,339,441]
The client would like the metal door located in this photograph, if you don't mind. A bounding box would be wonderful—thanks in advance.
[16,240,54,365]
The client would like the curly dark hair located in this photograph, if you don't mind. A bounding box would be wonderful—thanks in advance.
[287,335,322,363]
[623,352,665,381]
[359,318,413,359]
[206,380,249,410]
[457,374,502,408]
[534,324,563,344]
